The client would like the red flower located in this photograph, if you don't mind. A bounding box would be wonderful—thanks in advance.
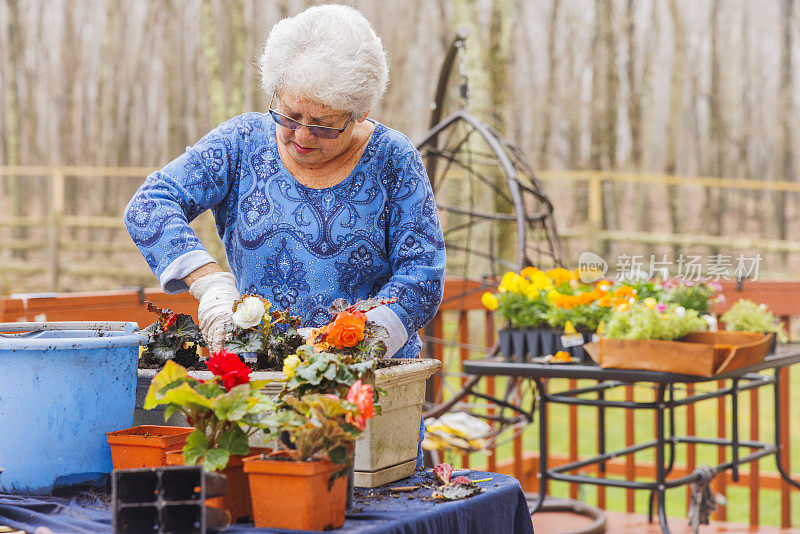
[163,314,177,331]
[206,349,251,391]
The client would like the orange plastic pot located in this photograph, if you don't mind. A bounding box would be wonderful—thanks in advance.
[242,453,347,531]
[165,447,270,524]
[106,425,193,469]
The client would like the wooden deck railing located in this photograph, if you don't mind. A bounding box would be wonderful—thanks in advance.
[1,281,798,527]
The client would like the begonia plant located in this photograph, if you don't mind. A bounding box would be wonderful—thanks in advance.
[259,380,377,485]
[143,350,272,472]
[224,294,305,368]
[139,301,205,369]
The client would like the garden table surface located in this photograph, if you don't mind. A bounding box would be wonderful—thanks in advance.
[462,344,800,534]
[0,469,534,534]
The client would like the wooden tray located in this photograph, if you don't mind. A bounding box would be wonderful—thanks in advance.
[583,331,772,377]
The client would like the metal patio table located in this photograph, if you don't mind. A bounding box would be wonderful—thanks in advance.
[462,345,800,534]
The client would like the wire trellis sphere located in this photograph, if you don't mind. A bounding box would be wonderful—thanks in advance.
[416,112,566,455]
[417,110,564,290]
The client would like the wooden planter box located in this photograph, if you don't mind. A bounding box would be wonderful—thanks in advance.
[584,331,773,377]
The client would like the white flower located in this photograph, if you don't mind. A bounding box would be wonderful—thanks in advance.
[674,306,686,318]
[232,296,266,329]
[702,314,718,332]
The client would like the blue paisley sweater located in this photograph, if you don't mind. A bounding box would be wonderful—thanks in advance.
[124,113,446,359]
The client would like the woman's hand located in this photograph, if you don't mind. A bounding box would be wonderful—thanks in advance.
[188,270,239,353]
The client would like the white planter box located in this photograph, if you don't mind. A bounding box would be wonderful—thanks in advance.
[135,358,440,487]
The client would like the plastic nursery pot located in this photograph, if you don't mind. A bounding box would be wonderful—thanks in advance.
[165,447,271,524]
[524,330,541,359]
[242,452,347,531]
[511,330,527,362]
[539,329,555,357]
[498,329,513,361]
[107,426,195,470]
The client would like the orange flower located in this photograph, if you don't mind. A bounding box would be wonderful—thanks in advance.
[326,310,367,349]
[612,285,636,299]
[597,294,613,307]
[553,350,572,362]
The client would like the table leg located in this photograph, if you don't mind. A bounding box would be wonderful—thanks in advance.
[597,382,607,509]
[530,377,547,513]
[773,368,800,491]
[665,384,676,477]
[731,378,740,482]
[655,384,672,534]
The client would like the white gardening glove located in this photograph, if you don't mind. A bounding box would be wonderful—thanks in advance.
[188,271,239,354]
[365,305,408,358]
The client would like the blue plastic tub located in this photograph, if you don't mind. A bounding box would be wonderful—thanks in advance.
[0,322,148,494]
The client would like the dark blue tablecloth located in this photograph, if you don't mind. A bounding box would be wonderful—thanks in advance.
[0,470,533,534]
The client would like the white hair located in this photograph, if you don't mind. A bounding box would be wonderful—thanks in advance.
[258,4,389,117]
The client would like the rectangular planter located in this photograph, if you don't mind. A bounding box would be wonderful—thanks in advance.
[352,358,440,487]
[585,331,771,377]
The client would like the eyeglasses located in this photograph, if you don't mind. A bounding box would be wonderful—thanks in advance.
[268,91,353,139]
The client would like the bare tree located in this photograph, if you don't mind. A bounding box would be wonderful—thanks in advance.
[776,0,794,267]
[665,0,685,258]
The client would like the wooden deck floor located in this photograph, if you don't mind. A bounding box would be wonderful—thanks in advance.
[531,511,800,533]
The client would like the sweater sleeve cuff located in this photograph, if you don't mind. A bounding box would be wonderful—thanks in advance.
[159,250,217,294]
[365,305,409,358]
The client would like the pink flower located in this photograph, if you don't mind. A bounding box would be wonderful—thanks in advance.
[345,380,375,430]
[656,303,667,314]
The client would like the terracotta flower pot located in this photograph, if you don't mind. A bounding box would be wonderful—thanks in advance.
[165,447,269,524]
[106,425,194,470]
[242,452,347,531]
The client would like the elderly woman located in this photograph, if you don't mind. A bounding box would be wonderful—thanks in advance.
[125,5,445,364]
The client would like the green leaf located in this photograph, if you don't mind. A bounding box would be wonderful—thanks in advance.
[144,360,188,409]
[202,448,230,472]
[212,384,251,421]
[163,404,180,420]
[168,314,204,345]
[224,328,263,353]
[160,382,214,410]
[195,381,225,399]
[183,430,208,466]
[218,427,250,456]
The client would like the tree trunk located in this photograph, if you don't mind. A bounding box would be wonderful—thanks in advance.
[776,0,793,268]
[665,0,686,259]
[705,0,724,255]
[538,0,560,168]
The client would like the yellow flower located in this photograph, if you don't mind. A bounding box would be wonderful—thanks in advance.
[531,271,553,291]
[498,271,518,293]
[481,291,499,311]
[614,301,631,313]
[525,284,541,299]
[520,266,540,279]
[282,354,301,378]
[644,297,657,309]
